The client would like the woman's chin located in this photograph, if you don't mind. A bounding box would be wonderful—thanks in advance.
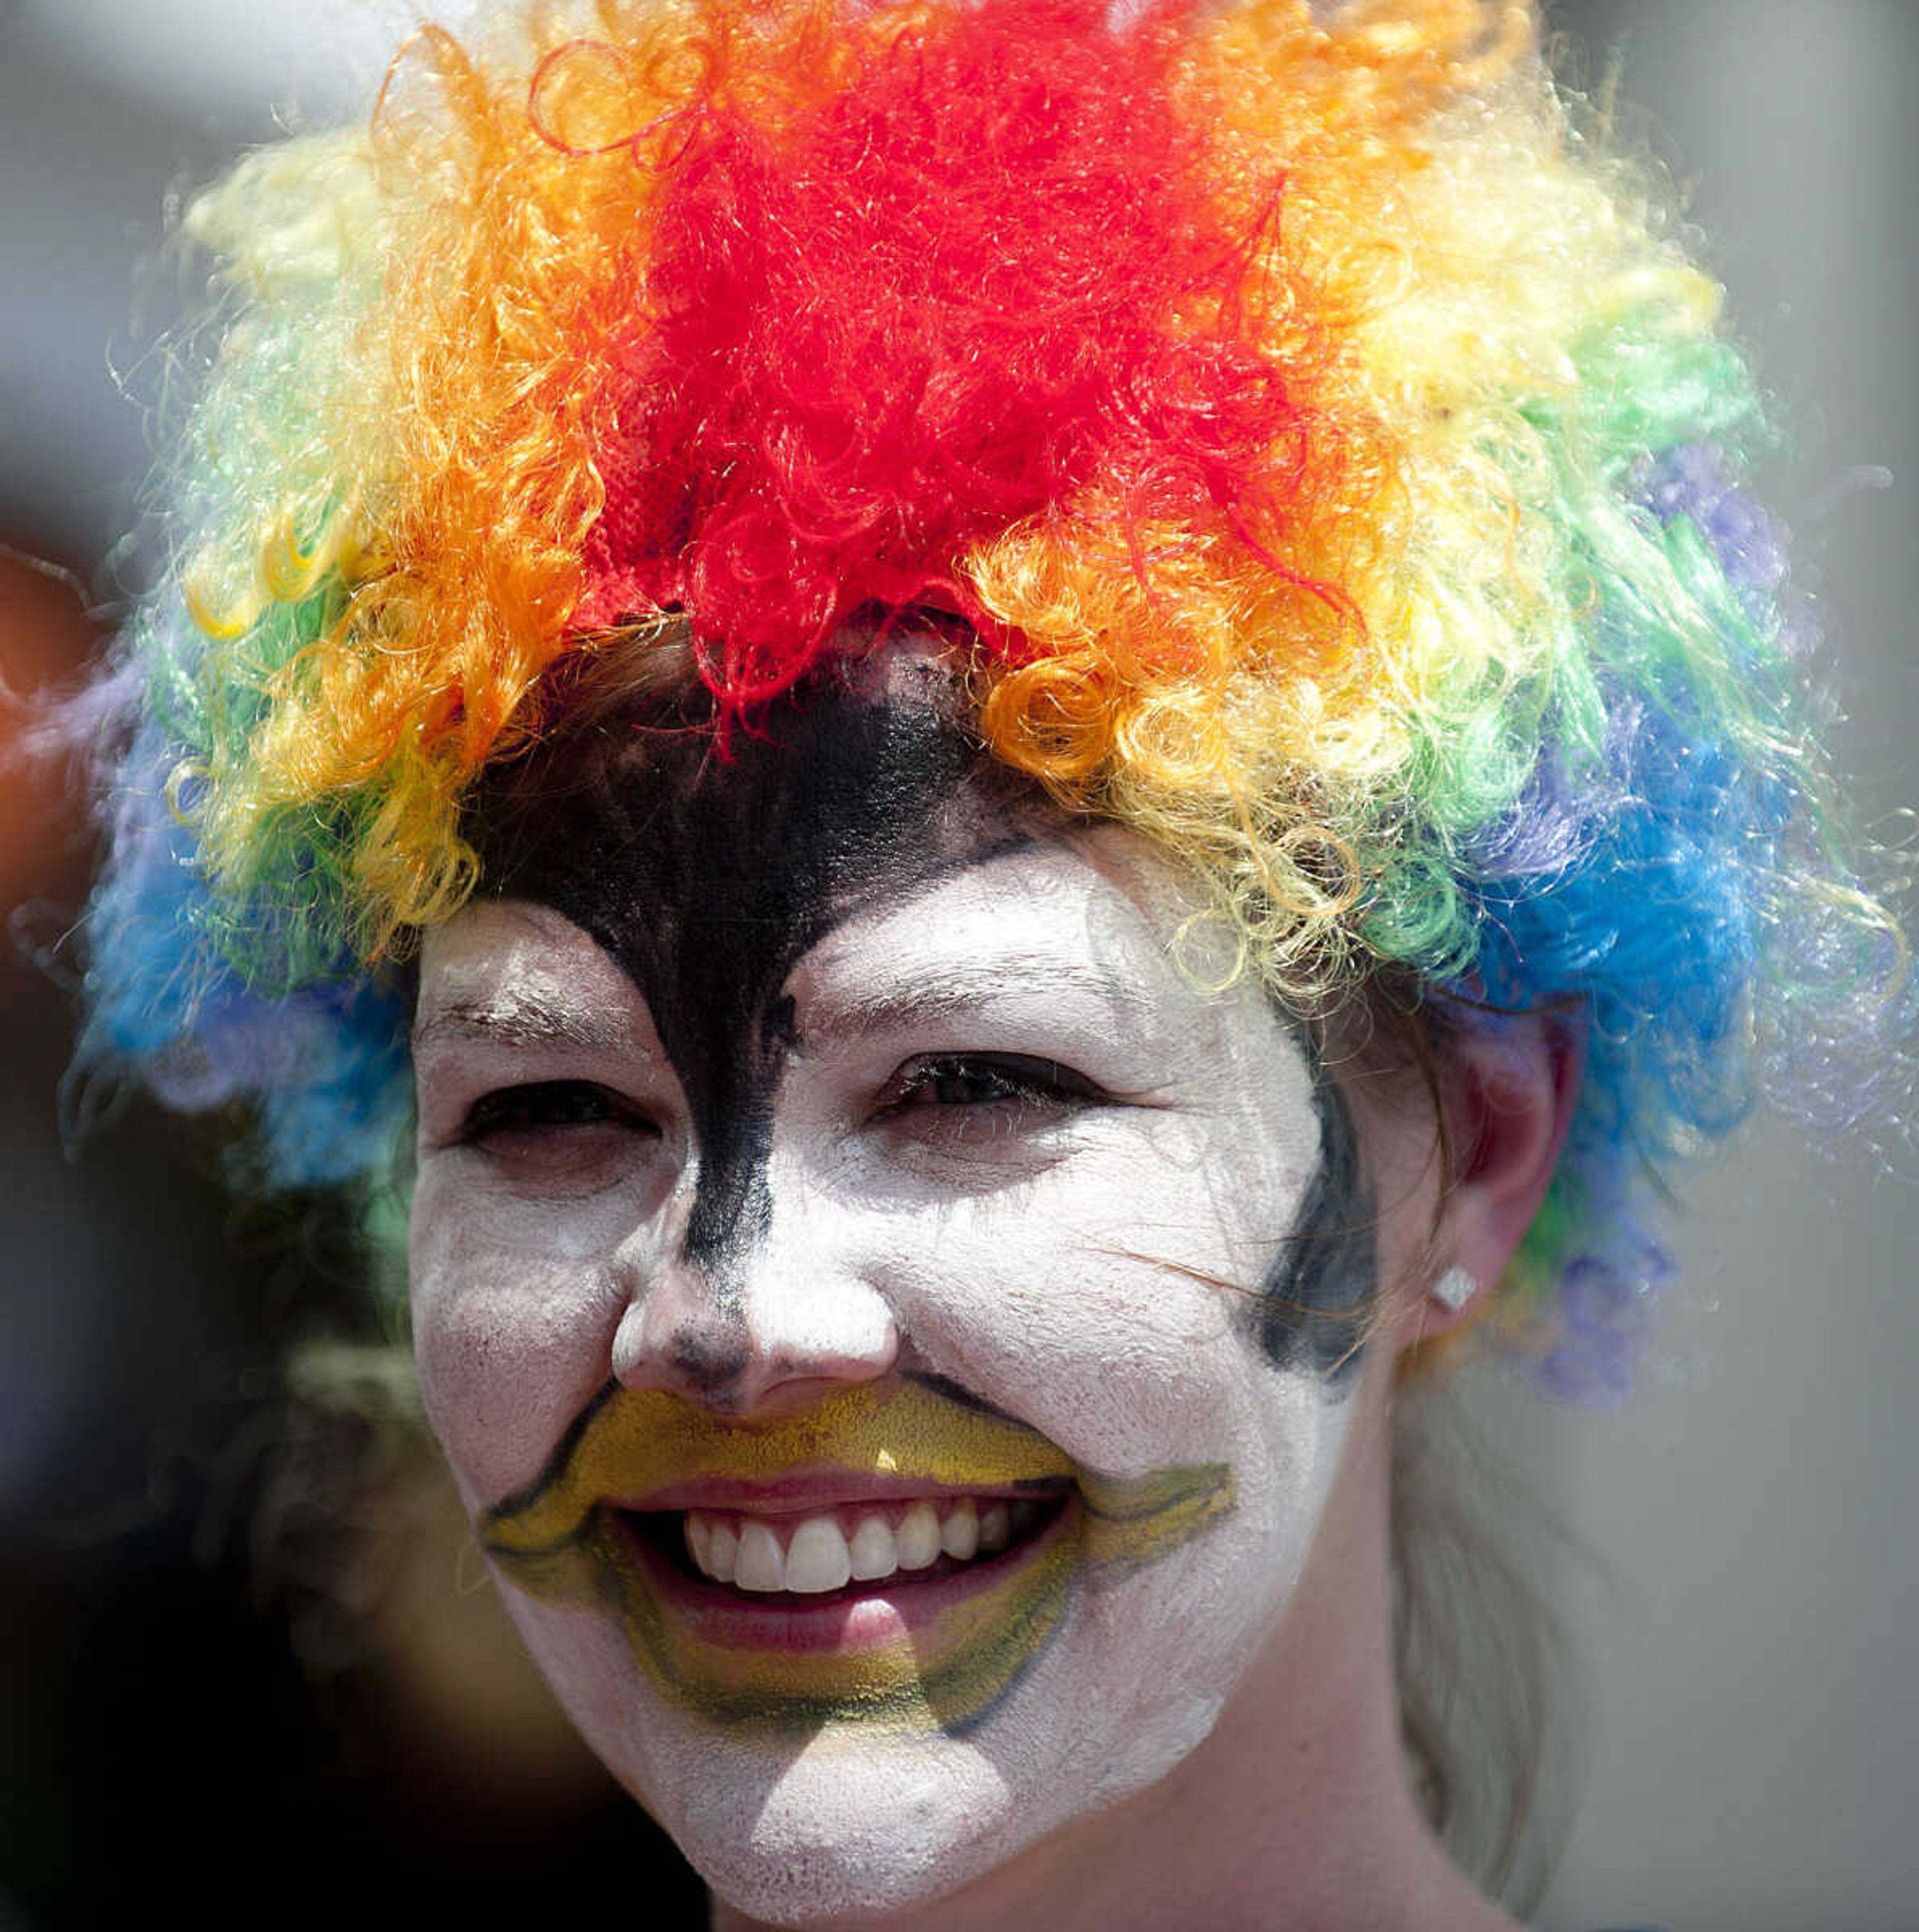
[628,1669,1229,1924]
[562,1650,1217,1925]
[683,1759,1020,1924]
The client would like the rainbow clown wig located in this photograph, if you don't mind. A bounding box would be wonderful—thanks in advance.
[77,0,1908,1395]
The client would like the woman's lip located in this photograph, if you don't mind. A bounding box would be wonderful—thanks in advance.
[615,1492,1078,1654]
[611,1469,1075,1516]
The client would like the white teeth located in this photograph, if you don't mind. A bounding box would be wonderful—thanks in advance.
[706,1518,739,1584]
[848,1514,899,1580]
[940,1497,979,1561]
[734,1519,786,1592]
[896,1501,942,1570]
[784,1516,854,1594]
[681,1494,1047,1593]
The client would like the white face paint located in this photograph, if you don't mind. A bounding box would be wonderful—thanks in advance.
[408,699,1373,1923]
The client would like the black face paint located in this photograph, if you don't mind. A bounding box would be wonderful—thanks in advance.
[1254,1068,1376,1389]
[468,666,1027,1387]
[468,654,1375,1396]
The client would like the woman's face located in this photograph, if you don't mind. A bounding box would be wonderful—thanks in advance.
[407,665,1389,1921]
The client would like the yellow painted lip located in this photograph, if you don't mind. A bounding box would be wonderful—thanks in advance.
[481,1377,1235,1735]
[482,1379,1076,1562]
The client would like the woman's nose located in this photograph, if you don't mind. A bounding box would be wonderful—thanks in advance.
[609,1192,899,1419]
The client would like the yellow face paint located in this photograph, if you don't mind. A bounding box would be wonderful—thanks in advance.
[481,1377,1234,1735]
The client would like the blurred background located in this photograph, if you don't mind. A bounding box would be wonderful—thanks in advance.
[0,2,1913,1927]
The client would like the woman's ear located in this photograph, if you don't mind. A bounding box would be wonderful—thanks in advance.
[1408,1008,1585,1343]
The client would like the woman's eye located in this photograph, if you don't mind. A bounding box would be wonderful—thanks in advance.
[879,1054,1103,1119]
[463,1080,641,1135]
[455,1082,660,1184]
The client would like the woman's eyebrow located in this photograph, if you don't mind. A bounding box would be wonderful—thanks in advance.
[411,989,631,1056]
[802,959,1158,1047]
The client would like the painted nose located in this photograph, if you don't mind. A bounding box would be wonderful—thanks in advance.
[610,1194,900,1418]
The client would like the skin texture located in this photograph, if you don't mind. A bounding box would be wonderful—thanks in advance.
[406,654,1515,1925]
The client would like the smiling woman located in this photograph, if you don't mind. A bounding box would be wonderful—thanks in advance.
[405,648,1392,1914]
[63,0,1908,1925]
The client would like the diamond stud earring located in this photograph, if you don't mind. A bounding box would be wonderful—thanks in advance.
[1432,1264,1479,1313]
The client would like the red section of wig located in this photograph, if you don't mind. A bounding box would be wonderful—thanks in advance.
[573,0,1326,708]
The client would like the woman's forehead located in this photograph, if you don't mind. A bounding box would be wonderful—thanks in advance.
[461,677,1022,1065]
[428,660,1315,1119]
[419,842,1200,1048]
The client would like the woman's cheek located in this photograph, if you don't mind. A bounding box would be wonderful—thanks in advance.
[409,1165,629,1505]
[864,1170,1291,1477]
